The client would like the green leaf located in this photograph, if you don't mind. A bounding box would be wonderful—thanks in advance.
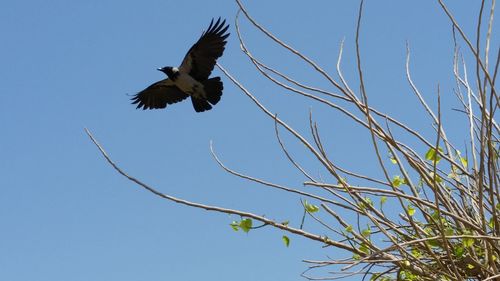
[425,147,443,164]
[460,157,468,168]
[423,226,433,235]
[380,196,387,205]
[359,243,370,254]
[239,218,253,233]
[361,227,371,238]
[352,254,361,260]
[230,221,239,231]
[345,225,353,233]
[408,205,416,216]
[411,247,422,258]
[496,203,500,211]
[445,227,454,236]
[454,245,465,258]
[427,240,440,247]
[425,147,436,160]
[429,172,443,183]
[282,235,290,247]
[304,200,320,213]
[392,175,404,187]
[466,264,475,269]
[359,197,374,211]
[431,211,440,221]
[488,217,495,229]
[364,197,374,206]
[388,153,397,164]
[463,237,474,247]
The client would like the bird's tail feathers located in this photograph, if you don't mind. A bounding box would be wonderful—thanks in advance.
[191,97,212,112]
[203,77,223,105]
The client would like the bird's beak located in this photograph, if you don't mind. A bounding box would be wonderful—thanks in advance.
[157,67,163,71]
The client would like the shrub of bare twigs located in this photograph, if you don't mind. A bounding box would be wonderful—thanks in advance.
[87,1,499,280]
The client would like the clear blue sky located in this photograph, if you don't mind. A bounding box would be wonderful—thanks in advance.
[1,1,495,280]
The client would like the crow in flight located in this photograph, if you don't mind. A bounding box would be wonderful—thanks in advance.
[131,18,229,112]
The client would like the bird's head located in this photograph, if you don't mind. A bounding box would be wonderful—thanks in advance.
[157,66,179,79]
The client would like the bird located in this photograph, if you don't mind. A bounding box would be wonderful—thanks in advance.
[131,17,230,113]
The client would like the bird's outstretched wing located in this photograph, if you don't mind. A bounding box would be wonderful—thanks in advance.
[131,79,189,110]
[179,17,230,81]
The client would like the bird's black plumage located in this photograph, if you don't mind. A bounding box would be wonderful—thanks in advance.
[131,17,230,112]
[179,18,230,81]
[131,80,188,110]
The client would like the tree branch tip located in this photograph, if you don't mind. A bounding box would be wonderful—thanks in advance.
[339,37,346,46]
[209,141,217,155]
